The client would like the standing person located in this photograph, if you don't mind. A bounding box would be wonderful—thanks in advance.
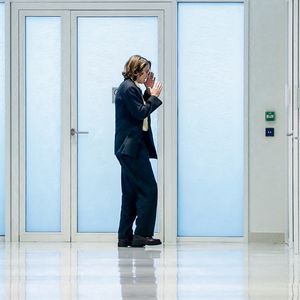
[114,55,163,247]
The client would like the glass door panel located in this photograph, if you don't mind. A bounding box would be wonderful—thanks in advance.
[19,11,70,241]
[25,16,62,232]
[74,15,159,234]
[177,3,244,237]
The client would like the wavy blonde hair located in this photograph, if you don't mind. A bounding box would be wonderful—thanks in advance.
[122,55,151,81]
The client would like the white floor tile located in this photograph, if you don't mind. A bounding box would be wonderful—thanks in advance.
[0,242,299,299]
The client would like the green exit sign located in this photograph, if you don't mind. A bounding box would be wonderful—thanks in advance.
[265,111,276,121]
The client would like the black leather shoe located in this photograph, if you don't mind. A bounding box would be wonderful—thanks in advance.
[132,235,162,247]
[118,239,132,247]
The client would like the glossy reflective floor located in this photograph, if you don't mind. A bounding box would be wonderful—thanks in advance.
[0,242,299,299]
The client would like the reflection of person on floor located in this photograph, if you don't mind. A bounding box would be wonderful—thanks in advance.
[118,248,161,299]
[114,55,163,248]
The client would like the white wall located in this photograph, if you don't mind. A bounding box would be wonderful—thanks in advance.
[249,0,287,240]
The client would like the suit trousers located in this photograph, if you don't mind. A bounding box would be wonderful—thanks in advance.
[117,152,158,240]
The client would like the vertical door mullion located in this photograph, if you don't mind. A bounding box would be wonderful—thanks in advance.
[294,0,299,254]
[61,10,71,242]
[287,0,294,248]
[164,1,177,244]
[70,10,78,241]
[297,0,300,254]
[19,10,70,242]
[19,10,26,242]
[157,13,165,243]
[10,3,20,242]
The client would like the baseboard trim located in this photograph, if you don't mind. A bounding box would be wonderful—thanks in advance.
[249,232,285,243]
[177,237,247,243]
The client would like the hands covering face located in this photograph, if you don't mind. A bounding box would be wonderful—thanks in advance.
[144,72,155,88]
[148,82,162,97]
[145,72,162,98]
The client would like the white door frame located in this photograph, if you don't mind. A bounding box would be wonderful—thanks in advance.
[288,0,300,254]
[69,9,165,242]
[286,0,294,249]
[175,0,248,243]
[9,1,173,242]
[295,0,300,254]
[18,9,71,242]
[8,0,246,243]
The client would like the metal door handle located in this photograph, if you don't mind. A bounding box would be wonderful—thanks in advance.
[70,128,89,136]
[287,132,299,139]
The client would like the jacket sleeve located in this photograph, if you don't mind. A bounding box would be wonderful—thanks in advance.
[143,89,151,102]
[123,86,162,120]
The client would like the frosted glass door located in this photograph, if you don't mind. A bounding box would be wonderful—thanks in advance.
[75,16,158,233]
[25,16,62,232]
[177,3,244,237]
[0,3,4,236]
[20,11,70,241]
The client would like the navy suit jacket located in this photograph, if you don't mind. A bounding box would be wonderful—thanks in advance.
[114,77,162,159]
